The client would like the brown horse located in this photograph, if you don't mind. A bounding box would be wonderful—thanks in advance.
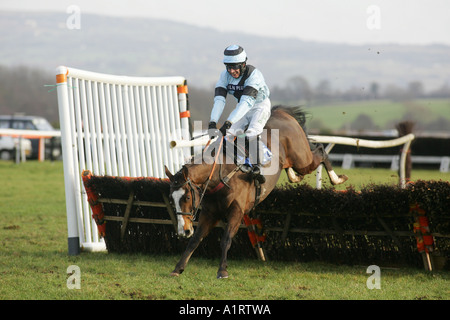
[164,106,347,279]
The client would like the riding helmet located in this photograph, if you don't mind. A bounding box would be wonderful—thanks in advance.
[223,45,247,74]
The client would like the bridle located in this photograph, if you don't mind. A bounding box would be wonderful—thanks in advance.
[172,137,224,221]
[172,178,203,221]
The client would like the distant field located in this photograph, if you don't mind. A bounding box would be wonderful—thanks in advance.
[304,98,450,131]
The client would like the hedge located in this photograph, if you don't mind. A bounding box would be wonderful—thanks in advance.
[84,176,449,269]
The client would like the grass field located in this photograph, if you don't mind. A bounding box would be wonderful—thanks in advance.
[304,98,450,131]
[0,161,449,301]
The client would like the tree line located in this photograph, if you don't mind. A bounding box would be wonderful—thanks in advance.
[269,76,450,105]
[0,65,449,130]
[187,75,450,130]
[0,65,56,125]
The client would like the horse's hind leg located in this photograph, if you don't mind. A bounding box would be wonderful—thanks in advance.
[313,144,348,185]
[285,167,304,183]
[288,144,348,185]
[286,142,324,183]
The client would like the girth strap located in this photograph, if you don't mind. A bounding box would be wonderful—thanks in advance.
[252,179,262,212]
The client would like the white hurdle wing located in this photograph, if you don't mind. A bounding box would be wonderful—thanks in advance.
[56,66,191,255]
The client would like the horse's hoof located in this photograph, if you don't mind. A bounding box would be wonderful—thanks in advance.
[170,272,180,277]
[330,171,348,185]
[286,168,303,183]
[217,271,229,279]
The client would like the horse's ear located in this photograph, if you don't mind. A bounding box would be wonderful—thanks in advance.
[164,165,174,181]
[182,166,188,180]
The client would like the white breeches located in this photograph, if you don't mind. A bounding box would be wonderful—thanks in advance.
[227,98,271,138]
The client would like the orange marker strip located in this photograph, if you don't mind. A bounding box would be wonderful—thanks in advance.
[56,73,67,84]
[177,85,188,94]
[179,110,191,118]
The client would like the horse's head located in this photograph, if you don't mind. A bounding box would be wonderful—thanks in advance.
[165,165,201,238]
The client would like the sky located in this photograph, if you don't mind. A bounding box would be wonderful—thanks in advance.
[1,0,450,46]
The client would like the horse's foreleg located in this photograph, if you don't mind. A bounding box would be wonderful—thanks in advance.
[170,214,216,277]
[217,203,242,279]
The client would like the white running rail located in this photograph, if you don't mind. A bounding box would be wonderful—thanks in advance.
[170,133,415,188]
[308,134,415,189]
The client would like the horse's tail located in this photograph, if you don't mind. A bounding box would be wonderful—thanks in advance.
[271,105,308,131]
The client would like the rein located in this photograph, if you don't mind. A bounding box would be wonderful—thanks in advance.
[176,136,242,220]
[178,137,224,221]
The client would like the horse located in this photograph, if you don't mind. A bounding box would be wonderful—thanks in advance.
[164,106,347,279]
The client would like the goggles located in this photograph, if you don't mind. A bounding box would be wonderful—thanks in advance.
[225,63,242,71]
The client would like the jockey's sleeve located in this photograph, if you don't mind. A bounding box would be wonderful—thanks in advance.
[210,93,226,123]
[210,71,229,122]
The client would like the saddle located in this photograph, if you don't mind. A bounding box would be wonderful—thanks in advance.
[202,136,268,212]
[206,135,269,206]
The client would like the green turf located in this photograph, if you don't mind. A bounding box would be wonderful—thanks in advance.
[0,161,448,300]
[305,98,450,131]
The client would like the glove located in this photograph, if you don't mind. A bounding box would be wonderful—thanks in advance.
[219,121,232,137]
[208,121,217,130]
[208,121,219,139]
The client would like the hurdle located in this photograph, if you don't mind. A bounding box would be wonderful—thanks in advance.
[55,66,191,255]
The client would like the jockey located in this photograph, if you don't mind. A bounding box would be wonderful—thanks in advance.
[208,45,271,184]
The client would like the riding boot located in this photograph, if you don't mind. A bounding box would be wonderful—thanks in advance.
[251,135,266,184]
[252,164,266,184]
[240,163,252,173]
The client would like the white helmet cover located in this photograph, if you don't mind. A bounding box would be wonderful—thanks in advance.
[223,45,247,64]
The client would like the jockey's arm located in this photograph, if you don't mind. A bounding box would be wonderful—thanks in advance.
[210,73,228,123]
[210,92,226,123]
[227,92,256,124]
